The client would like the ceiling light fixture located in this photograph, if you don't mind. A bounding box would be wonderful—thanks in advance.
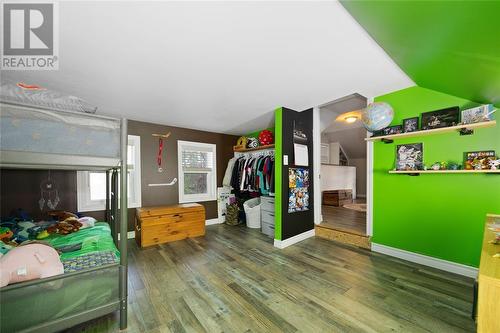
[334,109,364,125]
[344,116,358,123]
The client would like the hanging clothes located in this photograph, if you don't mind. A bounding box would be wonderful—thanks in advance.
[227,154,274,196]
[223,157,237,187]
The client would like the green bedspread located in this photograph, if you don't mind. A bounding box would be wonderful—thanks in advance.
[44,222,120,260]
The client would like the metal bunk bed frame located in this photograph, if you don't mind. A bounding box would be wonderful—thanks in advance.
[0,107,128,332]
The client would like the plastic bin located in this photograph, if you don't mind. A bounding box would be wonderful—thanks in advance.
[243,198,261,228]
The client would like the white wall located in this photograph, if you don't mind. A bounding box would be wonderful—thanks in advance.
[321,127,366,198]
[320,165,356,198]
[349,158,366,197]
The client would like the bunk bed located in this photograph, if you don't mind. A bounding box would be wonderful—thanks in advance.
[0,98,128,332]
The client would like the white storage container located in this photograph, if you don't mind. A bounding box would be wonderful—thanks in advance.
[243,198,261,229]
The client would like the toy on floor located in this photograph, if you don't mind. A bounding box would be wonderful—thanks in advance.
[0,243,64,287]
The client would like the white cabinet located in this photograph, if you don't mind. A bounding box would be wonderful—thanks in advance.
[260,196,275,238]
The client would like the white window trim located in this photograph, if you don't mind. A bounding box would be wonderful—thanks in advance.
[77,135,142,212]
[127,135,142,209]
[178,140,217,204]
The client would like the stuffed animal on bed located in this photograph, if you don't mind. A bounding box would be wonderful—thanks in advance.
[47,210,78,221]
[0,243,64,287]
[46,217,83,235]
[0,227,13,242]
[78,216,96,229]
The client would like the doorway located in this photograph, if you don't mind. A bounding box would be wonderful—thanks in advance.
[315,94,370,248]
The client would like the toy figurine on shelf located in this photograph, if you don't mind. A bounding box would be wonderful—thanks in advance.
[430,162,441,171]
[472,158,483,170]
[439,161,447,170]
[447,162,460,170]
[489,159,500,170]
[233,136,248,151]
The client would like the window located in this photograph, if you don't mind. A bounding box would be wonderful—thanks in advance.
[77,135,142,212]
[178,140,217,203]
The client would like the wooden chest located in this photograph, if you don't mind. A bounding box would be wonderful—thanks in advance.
[135,203,205,247]
[322,190,353,206]
[476,214,500,332]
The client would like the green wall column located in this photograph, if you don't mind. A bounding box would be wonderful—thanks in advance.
[274,107,283,241]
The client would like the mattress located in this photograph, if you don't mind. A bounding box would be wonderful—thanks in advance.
[0,81,97,114]
[0,103,120,159]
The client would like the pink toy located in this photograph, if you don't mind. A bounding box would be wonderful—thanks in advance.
[0,244,63,287]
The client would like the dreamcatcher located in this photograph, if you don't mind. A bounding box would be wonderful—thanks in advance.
[39,170,60,211]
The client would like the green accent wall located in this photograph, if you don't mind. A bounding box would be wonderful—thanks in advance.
[341,1,500,105]
[373,86,500,267]
[274,108,283,240]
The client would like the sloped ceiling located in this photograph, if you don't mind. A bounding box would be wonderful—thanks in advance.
[1,1,412,135]
[341,0,500,106]
[322,127,367,159]
[320,93,367,133]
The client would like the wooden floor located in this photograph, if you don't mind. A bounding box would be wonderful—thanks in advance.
[68,224,476,333]
[321,202,367,236]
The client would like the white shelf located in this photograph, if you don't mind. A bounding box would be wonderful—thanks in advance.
[366,120,496,142]
[233,144,275,153]
[389,169,500,175]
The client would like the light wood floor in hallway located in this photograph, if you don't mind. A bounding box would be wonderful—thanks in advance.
[68,224,476,333]
[320,199,367,236]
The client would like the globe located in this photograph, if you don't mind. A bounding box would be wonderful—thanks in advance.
[360,102,394,132]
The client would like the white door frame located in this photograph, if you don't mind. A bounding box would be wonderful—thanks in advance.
[313,107,322,225]
[366,136,373,236]
[312,105,373,236]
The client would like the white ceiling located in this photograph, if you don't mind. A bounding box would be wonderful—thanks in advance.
[1,1,413,135]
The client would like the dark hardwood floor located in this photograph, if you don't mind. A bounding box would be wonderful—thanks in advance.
[321,200,367,236]
[68,224,475,333]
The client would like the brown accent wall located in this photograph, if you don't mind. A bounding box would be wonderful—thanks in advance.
[128,120,238,228]
[0,120,238,231]
[1,169,79,220]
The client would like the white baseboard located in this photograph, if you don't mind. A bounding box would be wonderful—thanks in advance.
[118,231,135,240]
[371,243,478,279]
[205,218,222,226]
[274,229,315,249]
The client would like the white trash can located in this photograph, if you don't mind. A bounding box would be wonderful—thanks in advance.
[243,197,261,228]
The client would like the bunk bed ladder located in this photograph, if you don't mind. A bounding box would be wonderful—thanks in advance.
[109,169,119,246]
